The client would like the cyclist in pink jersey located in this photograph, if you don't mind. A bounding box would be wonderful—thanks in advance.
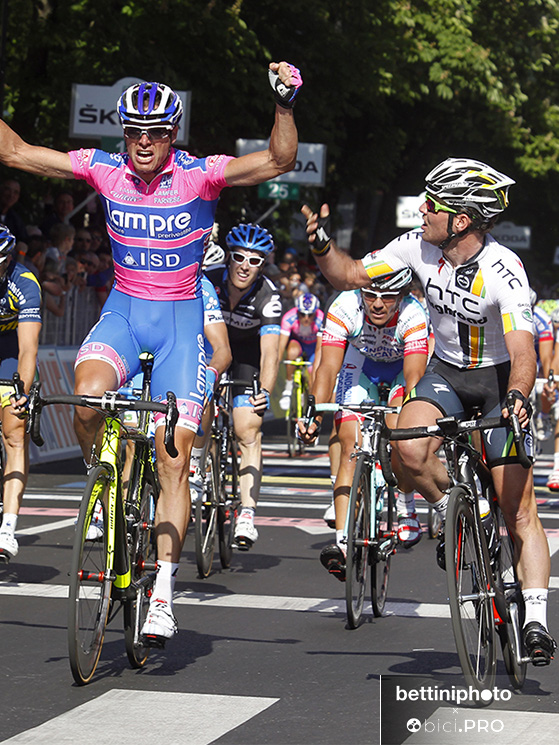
[301,157,555,665]
[0,60,302,646]
[278,293,324,410]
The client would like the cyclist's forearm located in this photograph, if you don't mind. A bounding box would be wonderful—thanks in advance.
[259,336,280,392]
[207,345,232,377]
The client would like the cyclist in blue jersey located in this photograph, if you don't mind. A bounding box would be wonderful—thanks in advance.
[205,224,282,549]
[0,61,301,642]
[0,226,42,562]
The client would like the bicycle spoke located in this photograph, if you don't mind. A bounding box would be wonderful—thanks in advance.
[68,466,113,685]
[195,448,218,577]
[124,473,158,668]
[346,454,370,628]
[445,487,496,694]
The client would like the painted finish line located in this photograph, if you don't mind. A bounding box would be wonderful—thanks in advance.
[0,581,450,618]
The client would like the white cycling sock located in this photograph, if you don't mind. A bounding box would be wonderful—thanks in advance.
[0,513,17,534]
[330,474,336,487]
[432,491,450,519]
[396,491,416,517]
[190,447,203,473]
[554,452,559,470]
[152,560,179,606]
[522,588,549,628]
[335,529,345,553]
[283,379,293,393]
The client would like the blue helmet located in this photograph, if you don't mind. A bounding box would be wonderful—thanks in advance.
[296,293,319,315]
[225,223,274,256]
[0,224,16,263]
[117,82,183,127]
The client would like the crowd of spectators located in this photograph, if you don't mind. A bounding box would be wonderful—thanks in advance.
[0,178,115,340]
[263,244,332,313]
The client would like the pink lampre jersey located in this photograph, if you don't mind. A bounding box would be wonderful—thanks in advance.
[69,148,233,301]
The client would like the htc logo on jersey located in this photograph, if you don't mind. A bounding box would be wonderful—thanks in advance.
[425,277,488,325]
[108,206,192,236]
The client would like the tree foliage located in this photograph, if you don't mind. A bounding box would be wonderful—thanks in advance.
[3,0,559,277]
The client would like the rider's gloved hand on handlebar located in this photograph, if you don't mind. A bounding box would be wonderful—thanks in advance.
[502,388,532,428]
[250,389,270,416]
[297,415,322,444]
[10,392,29,417]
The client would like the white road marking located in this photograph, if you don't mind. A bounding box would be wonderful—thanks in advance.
[0,581,452,617]
[0,689,278,745]
[16,518,76,536]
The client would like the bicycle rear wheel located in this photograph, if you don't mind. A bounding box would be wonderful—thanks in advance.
[494,502,526,689]
[218,430,240,568]
[68,465,113,685]
[445,486,496,695]
[345,454,371,628]
[195,447,219,578]
[124,475,158,668]
[371,484,396,617]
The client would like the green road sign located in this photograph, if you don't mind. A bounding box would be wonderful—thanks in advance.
[258,182,300,201]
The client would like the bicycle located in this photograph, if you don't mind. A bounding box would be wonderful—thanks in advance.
[388,400,532,695]
[26,355,178,685]
[285,358,311,457]
[194,375,242,577]
[306,389,399,628]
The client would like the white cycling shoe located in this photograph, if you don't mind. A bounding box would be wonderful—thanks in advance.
[84,502,104,541]
[189,467,204,503]
[140,598,178,648]
[233,518,259,550]
[322,501,335,528]
[0,531,18,561]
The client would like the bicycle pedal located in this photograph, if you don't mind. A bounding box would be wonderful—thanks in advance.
[0,550,11,564]
[140,633,167,649]
[232,537,253,551]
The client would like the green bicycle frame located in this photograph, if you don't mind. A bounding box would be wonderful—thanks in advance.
[84,416,131,593]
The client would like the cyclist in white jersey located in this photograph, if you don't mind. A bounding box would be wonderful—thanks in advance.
[298,270,429,580]
[0,60,301,645]
[301,157,556,665]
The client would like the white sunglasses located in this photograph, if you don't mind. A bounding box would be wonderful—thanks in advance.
[230,251,265,267]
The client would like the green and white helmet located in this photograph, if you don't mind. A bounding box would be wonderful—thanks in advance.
[425,158,515,220]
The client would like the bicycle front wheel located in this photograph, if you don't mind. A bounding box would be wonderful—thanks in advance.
[195,447,219,578]
[218,431,240,568]
[371,484,396,617]
[494,502,526,689]
[68,465,113,685]
[345,454,371,629]
[124,476,158,668]
[445,486,496,695]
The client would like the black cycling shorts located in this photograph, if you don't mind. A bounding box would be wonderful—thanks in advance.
[404,356,533,466]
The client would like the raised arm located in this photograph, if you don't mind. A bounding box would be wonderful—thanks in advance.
[0,120,74,179]
[301,203,370,291]
[224,61,300,187]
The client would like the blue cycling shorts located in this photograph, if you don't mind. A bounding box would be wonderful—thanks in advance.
[75,288,205,433]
